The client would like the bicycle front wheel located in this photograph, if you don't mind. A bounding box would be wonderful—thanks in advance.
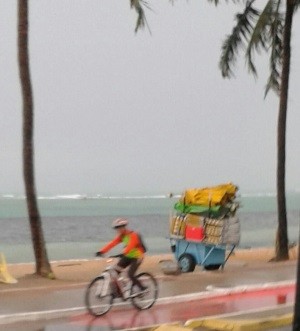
[85,276,113,316]
[130,272,158,310]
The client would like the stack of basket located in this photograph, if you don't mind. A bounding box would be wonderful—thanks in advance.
[204,217,240,245]
[169,183,240,245]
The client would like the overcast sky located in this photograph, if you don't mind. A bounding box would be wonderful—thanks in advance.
[0,0,300,196]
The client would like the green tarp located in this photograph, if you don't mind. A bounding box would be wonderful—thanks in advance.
[174,202,229,218]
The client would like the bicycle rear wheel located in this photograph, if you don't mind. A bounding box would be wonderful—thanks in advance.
[130,272,158,310]
[85,276,113,316]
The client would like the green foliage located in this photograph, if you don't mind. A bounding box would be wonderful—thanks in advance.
[130,0,151,33]
[264,5,284,96]
[246,0,284,96]
[218,0,294,97]
[218,0,300,96]
[207,0,221,4]
[219,1,259,78]
[207,0,242,5]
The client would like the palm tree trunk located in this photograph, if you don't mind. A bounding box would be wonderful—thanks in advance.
[275,0,294,261]
[293,230,300,329]
[18,0,54,278]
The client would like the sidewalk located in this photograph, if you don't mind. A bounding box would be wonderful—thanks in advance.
[0,246,298,330]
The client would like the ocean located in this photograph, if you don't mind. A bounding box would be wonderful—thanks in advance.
[0,192,299,264]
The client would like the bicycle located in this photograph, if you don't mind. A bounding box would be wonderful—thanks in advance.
[85,255,159,316]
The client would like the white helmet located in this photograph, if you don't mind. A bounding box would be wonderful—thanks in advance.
[112,218,128,229]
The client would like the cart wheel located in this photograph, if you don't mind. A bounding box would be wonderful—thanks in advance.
[178,254,196,273]
[204,264,221,271]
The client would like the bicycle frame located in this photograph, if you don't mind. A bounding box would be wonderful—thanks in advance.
[98,261,130,300]
[97,269,111,297]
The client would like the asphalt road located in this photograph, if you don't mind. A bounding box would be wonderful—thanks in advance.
[0,260,297,331]
[1,282,295,331]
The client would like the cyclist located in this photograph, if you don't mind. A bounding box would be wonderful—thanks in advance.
[95,218,147,293]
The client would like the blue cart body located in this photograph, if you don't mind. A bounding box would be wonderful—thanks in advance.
[170,238,235,271]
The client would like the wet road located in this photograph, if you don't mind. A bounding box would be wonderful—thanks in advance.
[3,283,295,331]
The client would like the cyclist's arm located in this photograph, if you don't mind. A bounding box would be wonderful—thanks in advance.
[99,235,122,254]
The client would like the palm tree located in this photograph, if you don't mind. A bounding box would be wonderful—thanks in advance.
[16,0,147,278]
[17,0,54,278]
[218,0,299,261]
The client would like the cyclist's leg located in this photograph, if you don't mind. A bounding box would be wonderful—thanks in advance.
[128,258,146,290]
[115,255,131,273]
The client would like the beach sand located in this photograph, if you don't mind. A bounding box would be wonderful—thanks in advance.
[1,245,298,290]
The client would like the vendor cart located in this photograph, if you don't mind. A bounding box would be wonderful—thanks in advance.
[170,237,235,272]
[168,183,240,273]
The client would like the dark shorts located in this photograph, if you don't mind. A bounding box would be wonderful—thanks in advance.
[117,255,142,270]
[116,255,144,288]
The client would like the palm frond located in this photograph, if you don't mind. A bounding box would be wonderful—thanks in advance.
[207,0,243,5]
[219,0,259,78]
[246,0,276,76]
[207,0,221,5]
[265,2,284,97]
[295,0,300,10]
[130,0,151,33]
